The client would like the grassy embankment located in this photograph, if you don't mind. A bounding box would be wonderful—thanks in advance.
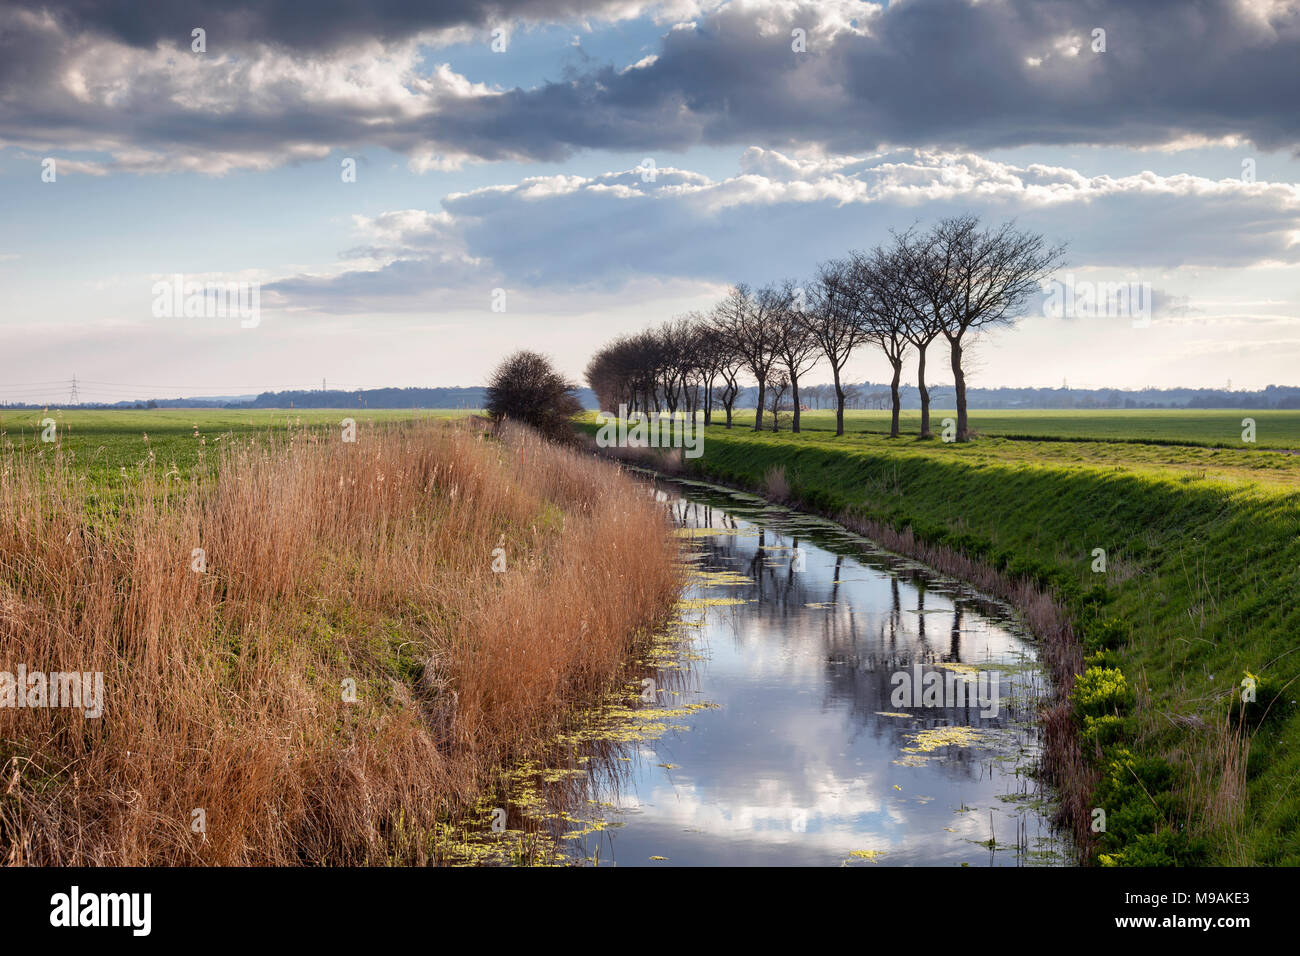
[0,410,679,864]
[581,409,1300,865]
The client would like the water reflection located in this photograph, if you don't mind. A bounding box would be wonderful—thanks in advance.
[483,479,1067,867]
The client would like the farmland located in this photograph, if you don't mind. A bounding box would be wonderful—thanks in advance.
[0,408,463,485]
[725,407,1300,450]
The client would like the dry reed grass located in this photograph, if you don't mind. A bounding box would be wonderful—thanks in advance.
[0,419,680,865]
[577,435,685,474]
[761,465,790,500]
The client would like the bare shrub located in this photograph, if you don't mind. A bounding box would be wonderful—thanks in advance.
[762,464,790,500]
[485,350,582,442]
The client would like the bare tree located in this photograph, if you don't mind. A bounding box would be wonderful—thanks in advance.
[771,280,821,433]
[799,258,873,436]
[892,228,947,438]
[715,284,782,432]
[766,372,790,432]
[692,316,728,426]
[700,303,743,428]
[919,216,1065,441]
[853,245,912,438]
[656,315,702,416]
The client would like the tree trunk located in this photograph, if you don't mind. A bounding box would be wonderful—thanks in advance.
[832,365,845,436]
[753,380,766,431]
[917,343,932,438]
[790,373,802,433]
[889,359,902,438]
[950,336,969,441]
[704,377,713,426]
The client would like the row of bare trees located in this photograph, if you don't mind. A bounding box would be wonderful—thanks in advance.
[585,215,1063,441]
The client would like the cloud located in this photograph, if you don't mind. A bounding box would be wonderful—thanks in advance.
[4,1,1300,174]
[263,148,1300,314]
[428,0,1300,157]
[6,0,691,51]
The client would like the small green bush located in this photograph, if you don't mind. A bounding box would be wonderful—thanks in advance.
[1230,669,1292,730]
[1082,713,1130,746]
[1072,666,1134,719]
[1083,616,1129,652]
[1098,830,1205,867]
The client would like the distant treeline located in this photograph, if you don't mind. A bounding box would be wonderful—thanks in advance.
[234,387,500,410]
[1,386,601,411]
[3,383,1296,412]
[737,382,1300,411]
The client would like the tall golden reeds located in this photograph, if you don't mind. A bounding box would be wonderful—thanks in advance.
[0,419,680,865]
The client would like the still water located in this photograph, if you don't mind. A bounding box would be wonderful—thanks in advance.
[478,477,1068,867]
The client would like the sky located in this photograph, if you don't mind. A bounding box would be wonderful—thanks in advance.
[1,0,1298,405]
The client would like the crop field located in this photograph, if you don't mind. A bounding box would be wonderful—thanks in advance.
[0,408,465,485]
[723,408,1300,450]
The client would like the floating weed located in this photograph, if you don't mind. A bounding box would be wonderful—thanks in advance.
[843,848,886,865]
[677,596,748,610]
[691,569,752,587]
[901,725,986,754]
[893,754,930,766]
[672,526,753,539]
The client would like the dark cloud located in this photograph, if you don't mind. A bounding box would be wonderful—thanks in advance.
[9,0,636,50]
[3,0,1299,171]
[430,0,1300,156]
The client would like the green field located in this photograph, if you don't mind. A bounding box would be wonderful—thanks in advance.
[0,408,462,485]
[581,410,1300,866]
[726,407,1300,450]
